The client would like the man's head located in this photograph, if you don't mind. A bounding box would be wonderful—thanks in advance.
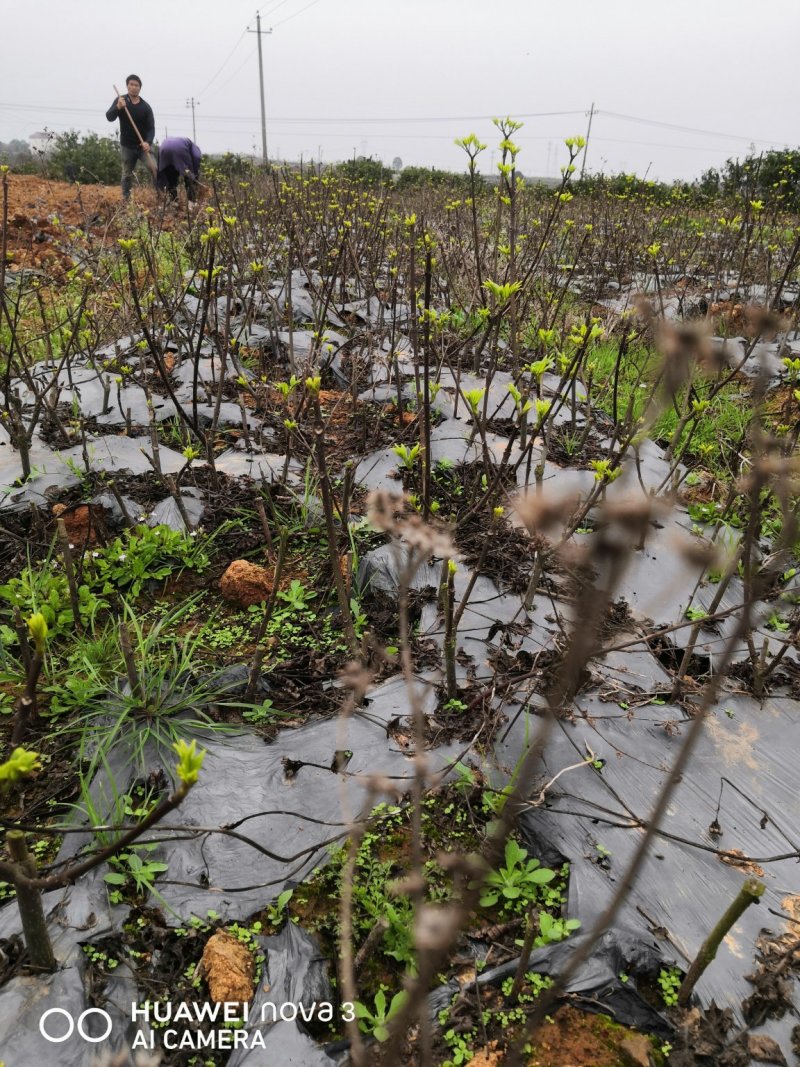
[126,75,142,96]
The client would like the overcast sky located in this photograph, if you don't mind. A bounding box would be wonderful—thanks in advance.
[1,0,796,180]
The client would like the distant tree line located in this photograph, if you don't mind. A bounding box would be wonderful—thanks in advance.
[47,132,121,184]
[331,155,475,191]
[570,150,800,207]
[571,172,691,203]
[0,139,37,173]
[4,134,797,205]
[697,149,800,208]
[0,131,121,184]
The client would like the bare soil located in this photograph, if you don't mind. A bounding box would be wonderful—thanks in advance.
[2,173,122,275]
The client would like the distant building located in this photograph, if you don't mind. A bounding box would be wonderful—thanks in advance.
[28,131,52,156]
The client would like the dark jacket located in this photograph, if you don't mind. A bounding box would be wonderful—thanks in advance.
[106,95,155,150]
[156,137,202,186]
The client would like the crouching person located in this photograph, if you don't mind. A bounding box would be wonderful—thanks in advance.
[157,137,202,202]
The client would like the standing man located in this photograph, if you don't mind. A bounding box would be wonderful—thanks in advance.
[157,137,202,203]
[105,75,155,200]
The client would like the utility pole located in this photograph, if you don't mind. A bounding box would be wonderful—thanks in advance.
[186,97,199,142]
[248,12,272,167]
[580,101,595,180]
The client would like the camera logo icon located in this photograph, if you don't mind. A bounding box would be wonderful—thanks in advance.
[39,1008,113,1043]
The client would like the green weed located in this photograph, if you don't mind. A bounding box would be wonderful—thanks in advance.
[479,839,557,914]
[353,987,408,1042]
[658,965,682,1007]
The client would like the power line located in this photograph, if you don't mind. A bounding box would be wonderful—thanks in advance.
[188,129,775,155]
[247,109,585,124]
[204,43,259,99]
[194,0,314,103]
[195,129,565,139]
[0,103,589,123]
[196,28,248,98]
[591,135,760,153]
[0,99,794,155]
[601,110,790,148]
[272,0,325,29]
[3,119,780,161]
[257,0,298,19]
[12,104,764,132]
[172,108,586,125]
[0,102,129,115]
[187,110,585,125]
[0,97,792,146]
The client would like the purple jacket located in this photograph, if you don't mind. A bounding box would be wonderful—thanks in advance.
[157,137,202,185]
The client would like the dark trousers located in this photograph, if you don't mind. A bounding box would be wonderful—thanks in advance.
[120,144,155,200]
[160,164,199,202]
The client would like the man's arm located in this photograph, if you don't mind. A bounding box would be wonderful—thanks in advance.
[106,98,121,122]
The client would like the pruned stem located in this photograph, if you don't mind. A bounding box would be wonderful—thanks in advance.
[56,518,82,633]
[6,831,56,972]
[677,877,765,1007]
[509,907,539,1002]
